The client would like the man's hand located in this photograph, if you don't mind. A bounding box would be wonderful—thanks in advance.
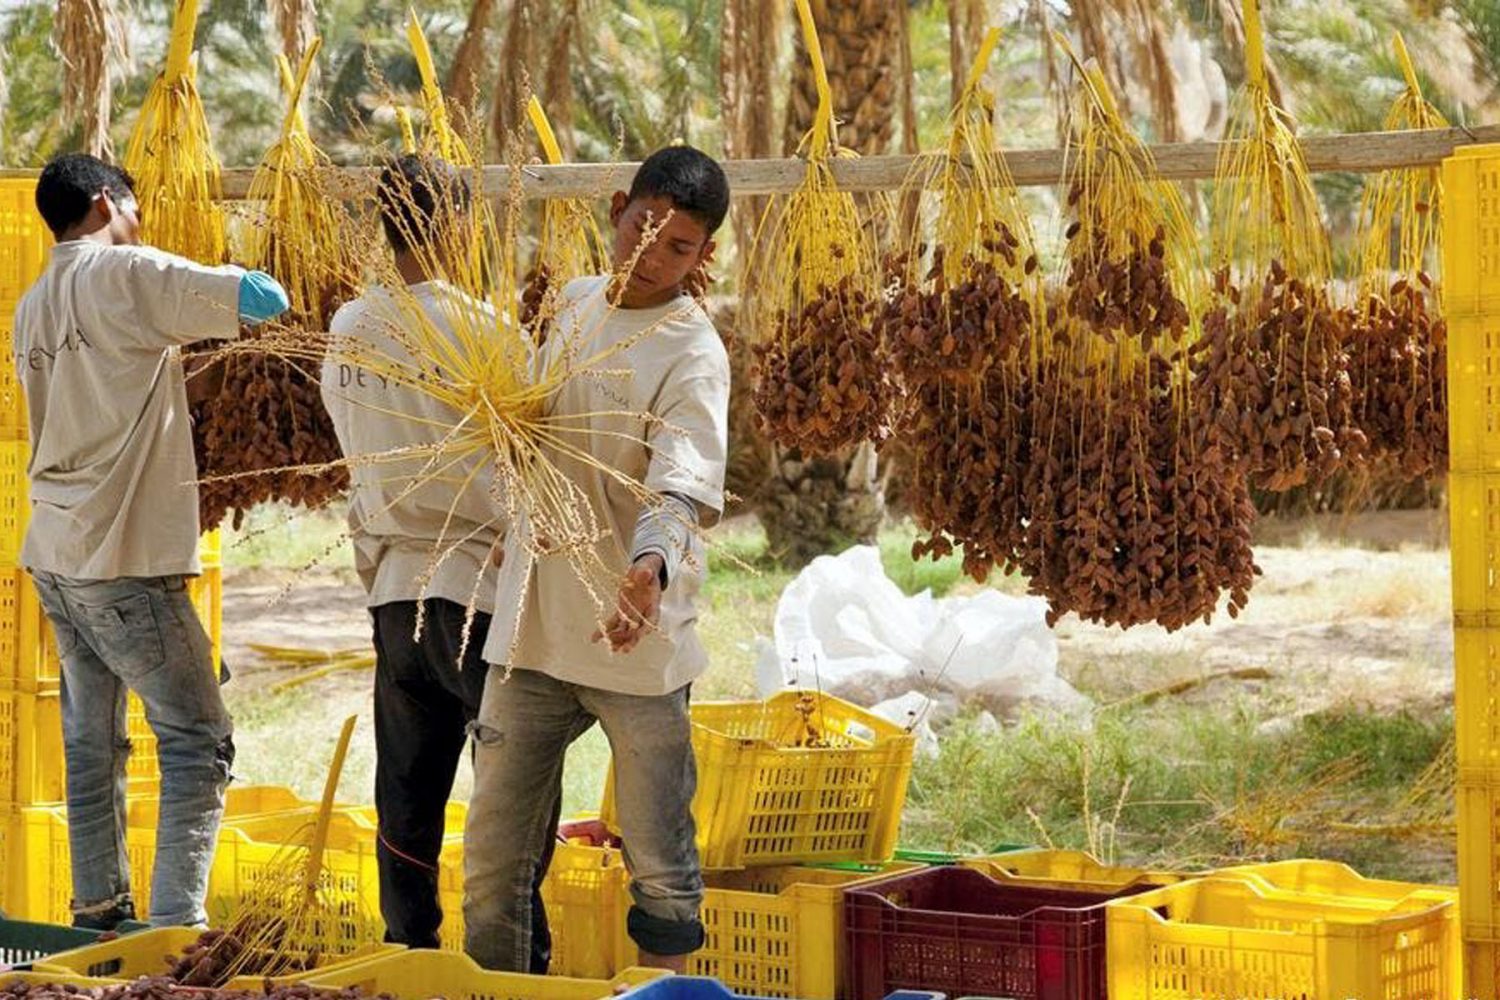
[592,554,665,654]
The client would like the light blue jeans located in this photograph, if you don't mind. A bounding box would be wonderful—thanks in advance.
[463,667,704,971]
[31,572,234,928]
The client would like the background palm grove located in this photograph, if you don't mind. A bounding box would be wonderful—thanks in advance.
[1,0,1496,876]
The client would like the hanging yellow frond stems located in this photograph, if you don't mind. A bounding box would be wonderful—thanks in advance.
[1350,32,1447,480]
[244,39,353,328]
[1020,45,1256,631]
[406,7,494,296]
[193,38,349,531]
[883,27,1038,583]
[122,0,226,263]
[1194,0,1364,493]
[520,96,610,339]
[748,0,893,455]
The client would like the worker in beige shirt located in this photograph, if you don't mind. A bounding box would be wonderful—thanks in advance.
[464,145,730,973]
[13,153,289,929]
[321,154,556,959]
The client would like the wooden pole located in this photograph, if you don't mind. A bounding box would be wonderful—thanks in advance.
[4,123,1496,200]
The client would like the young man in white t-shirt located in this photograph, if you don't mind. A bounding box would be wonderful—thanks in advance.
[321,155,555,961]
[13,153,289,928]
[464,146,730,973]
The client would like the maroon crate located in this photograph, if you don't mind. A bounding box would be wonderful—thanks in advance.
[843,864,1148,1000]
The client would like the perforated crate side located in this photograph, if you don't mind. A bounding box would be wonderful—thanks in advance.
[604,692,915,869]
[1105,877,1456,1000]
[1458,770,1500,942]
[0,569,43,691]
[842,865,1129,1000]
[0,181,47,316]
[1443,145,1500,323]
[0,686,63,807]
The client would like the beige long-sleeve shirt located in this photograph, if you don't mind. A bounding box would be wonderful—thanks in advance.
[14,241,243,579]
[323,282,501,613]
[482,277,730,695]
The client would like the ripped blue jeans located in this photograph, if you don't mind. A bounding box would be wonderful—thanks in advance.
[463,667,704,971]
[31,572,234,928]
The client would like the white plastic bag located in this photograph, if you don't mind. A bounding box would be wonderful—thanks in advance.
[757,546,1087,721]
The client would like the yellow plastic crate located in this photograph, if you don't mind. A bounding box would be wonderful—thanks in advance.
[0,323,25,443]
[0,684,64,806]
[0,180,45,442]
[1105,876,1458,1000]
[0,180,47,314]
[959,848,1186,893]
[6,785,320,924]
[299,948,667,1000]
[1455,627,1500,768]
[208,809,384,954]
[0,441,28,566]
[601,692,915,869]
[33,925,400,983]
[1458,771,1500,941]
[1442,144,1500,324]
[539,818,919,997]
[1213,857,1459,907]
[1449,477,1500,620]
[0,568,44,691]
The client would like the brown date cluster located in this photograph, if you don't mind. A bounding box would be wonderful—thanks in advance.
[192,354,349,532]
[1191,263,1366,493]
[1349,274,1447,481]
[1022,354,1259,630]
[751,275,894,455]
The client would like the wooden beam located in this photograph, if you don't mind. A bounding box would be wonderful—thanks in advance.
[5,124,1497,201]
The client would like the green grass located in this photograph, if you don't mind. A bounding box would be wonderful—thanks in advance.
[902,701,1455,883]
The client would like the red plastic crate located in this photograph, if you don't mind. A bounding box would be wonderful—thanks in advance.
[843,864,1146,1000]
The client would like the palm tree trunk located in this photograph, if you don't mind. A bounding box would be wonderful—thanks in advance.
[491,0,576,158]
[448,0,497,136]
[947,0,985,109]
[758,0,906,566]
[54,0,130,158]
[269,0,317,104]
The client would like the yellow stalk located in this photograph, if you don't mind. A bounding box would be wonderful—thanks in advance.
[396,106,418,153]
[527,95,565,165]
[122,0,225,263]
[163,0,198,82]
[303,715,357,903]
[794,0,836,157]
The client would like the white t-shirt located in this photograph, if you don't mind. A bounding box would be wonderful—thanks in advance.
[323,282,501,613]
[483,276,730,696]
[13,241,243,579]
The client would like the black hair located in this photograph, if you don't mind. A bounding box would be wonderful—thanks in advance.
[376,153,471,254]
[626,146,730,236]
[35,153,136,238]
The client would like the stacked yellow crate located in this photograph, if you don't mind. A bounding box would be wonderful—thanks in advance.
[0,178,224,919]
[1444,145,1500,997]
[0,178,54,918]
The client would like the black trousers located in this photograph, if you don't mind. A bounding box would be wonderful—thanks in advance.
[372,599,560,969]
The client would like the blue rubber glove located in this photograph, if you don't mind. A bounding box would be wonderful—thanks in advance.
[237,270,291,324]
